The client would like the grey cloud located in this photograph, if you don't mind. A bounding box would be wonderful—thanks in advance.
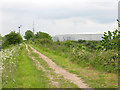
[2,5,116,24]
[1,1,117,36]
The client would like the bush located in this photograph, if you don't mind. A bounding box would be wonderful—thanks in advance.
[98,30,119,51]
[92,50,118,73]
[34,31,52,40]
[2,31,23,48]
[34,38,53,45]
[64,40,74,47]
[71,48,118,73]
[24,30,34,40]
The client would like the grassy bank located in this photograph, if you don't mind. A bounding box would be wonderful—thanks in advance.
[1,44,51,88]
[30,44,118,88]
[2,43,79,88]
[14,44,51,88]
[1,44,23,88]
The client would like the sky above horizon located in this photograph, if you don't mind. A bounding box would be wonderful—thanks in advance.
[0,0,119,37]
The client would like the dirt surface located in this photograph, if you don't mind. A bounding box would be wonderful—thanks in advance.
[28,44,91,88]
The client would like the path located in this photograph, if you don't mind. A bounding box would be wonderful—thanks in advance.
[25,44,90,89]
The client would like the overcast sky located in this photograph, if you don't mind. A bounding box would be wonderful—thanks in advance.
[0,0,119,37]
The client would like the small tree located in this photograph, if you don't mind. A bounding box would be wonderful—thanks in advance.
[98,29,119,51]
[24,30,34,40]
[2,31,23,48]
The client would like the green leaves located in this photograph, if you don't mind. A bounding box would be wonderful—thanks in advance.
[2,32,23,49]
[34,31,52,40]
[24,30,34,40]
[117,19,120,27]
[98,30,118,51]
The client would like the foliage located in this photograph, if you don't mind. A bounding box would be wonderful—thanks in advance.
[78,39,86,43]
[98,30,119,51]
[0,34,2,40]
[24,30,34,40]
[25,27,118,73]
[30,36,118,73]
[71,48,118,73]
[0,44,24,87]
[117,19,120,27]
[72,40,100,51]
[1,44,52,88]
[31,44,118,88]
[34,31,52,40]
[0,34,2,46]
[2,31,23,49]
[34,38,53,45]
[64,40,75,47]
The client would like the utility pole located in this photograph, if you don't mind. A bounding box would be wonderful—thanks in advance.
[18,25,22,35]
[33,21,35,34]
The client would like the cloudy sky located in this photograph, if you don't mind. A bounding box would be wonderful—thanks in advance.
[0,0,119,37]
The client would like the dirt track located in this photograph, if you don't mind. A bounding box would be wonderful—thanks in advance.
[25,44,90,89]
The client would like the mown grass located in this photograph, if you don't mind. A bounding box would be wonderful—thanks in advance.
[11,44,52,88]
[30,44,118,88]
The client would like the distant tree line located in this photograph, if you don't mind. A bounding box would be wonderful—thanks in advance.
[1,29,52,49]
[24,30,52,40]
[24,30,53,45]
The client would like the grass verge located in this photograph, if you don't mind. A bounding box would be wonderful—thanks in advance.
[12,44,51,88]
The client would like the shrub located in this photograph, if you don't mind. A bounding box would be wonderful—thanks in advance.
[98,30,119,51]
[2,31,23,48]
[71,48,118,73]
[34,31,52,40]
[34,38,53,45]
[24,30,34,40]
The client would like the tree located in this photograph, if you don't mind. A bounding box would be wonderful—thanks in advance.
[24,30,34,40]
[34,31,52,40]
[2,31,23,48]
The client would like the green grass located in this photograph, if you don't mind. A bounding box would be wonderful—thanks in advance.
[2,43,79,88]
[30,44,118,88]
[30,52,39,57]
[37,57,78,88]
[2,45,23,88]
[29,51,78,88]
[13,45,51,88]
[28,45,33,52]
